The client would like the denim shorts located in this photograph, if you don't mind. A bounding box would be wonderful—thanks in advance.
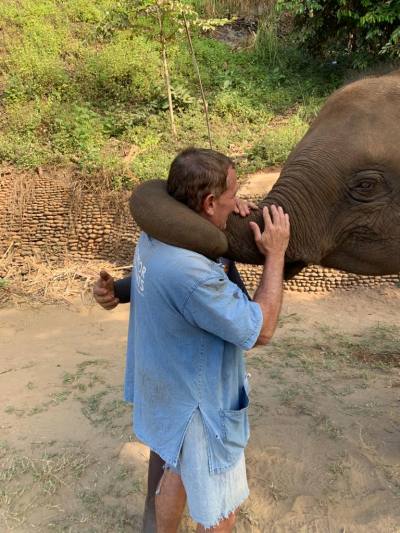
[166,409,249,529]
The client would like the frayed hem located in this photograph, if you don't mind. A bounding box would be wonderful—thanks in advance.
[191,489,249,530]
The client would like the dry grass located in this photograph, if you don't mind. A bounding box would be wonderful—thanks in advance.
[0,444,93,531]
[201,0,275,16]
[0,248,131,307]
[0,169,38,225]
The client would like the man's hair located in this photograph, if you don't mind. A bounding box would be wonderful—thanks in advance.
[167,147,234,212]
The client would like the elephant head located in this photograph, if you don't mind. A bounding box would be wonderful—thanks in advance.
[130,70,400,278]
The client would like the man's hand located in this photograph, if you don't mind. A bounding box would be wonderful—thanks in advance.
[234,197,258,217]
[93,270,119,310]
[249,205,290,257]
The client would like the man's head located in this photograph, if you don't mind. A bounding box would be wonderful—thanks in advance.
[167,147,238,230]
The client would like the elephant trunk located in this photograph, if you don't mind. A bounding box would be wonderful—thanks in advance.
[226,146,341,267]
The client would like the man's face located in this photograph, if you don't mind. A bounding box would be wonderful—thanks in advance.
[202,167,239,230]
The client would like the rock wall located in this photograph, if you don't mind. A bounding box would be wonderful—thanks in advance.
[237,264,400,292]
[0,168,139,271]
[0,168,399,291]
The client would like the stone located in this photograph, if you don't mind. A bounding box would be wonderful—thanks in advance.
[118,441,150,467]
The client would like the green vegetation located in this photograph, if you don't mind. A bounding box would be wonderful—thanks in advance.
[249,114,308,166]
[0,0,346,186]
[277,0,400,69]
[4,391,72,418]
[62,360,132,433]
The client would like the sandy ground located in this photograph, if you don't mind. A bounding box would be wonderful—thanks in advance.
[239,168,281,197]
[1,286,400,532]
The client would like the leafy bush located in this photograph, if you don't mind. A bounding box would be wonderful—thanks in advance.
[248,115,308,166]
[213,90,273,122]
[63,0,114,24]
[2,28,69,100]
[0,131,53,168]
[277,0,400,68]
[77,34,162,104]
[49,104,106,169]
[0,98,56,166]
[131,149,173,182]
[170,36,235,91]
[154,84,196,114]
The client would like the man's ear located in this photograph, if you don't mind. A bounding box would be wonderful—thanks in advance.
[201,193,215,217]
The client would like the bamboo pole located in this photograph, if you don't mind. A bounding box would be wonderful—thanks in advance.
[157,7,177,139]
[182,13,213,149]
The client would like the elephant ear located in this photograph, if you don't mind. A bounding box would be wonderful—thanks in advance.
[129,179,228,260]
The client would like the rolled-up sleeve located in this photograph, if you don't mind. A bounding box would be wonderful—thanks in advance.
[182,274,263,350]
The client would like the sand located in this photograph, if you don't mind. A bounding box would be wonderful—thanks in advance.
[1,286,399,532]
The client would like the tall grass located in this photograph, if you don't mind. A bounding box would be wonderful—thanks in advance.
[195,0,275,17]
[255,15,281,68]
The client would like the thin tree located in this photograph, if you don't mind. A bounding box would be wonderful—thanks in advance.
[156,6,177,139]
[135,1,229,144]
[182,13,213,149]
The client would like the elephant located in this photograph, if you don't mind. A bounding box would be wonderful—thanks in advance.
[130,70,400,279]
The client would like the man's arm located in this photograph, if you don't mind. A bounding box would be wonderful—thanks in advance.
[94,197,256,310]
[224,260,251,300]
[114,276,131,303]
[249,205,290,346]
[223,197,256,300]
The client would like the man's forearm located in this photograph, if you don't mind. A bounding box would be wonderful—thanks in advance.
[253,253,285,345]
[114,276,132,303]
[112,264,250,305]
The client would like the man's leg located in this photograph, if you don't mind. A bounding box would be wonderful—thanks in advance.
[155,469,187,533]
[143,451,165,532]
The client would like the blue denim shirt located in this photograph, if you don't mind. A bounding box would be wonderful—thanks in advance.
[124,233,263,473]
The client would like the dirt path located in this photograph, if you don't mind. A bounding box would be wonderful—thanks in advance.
[1,288,399,532]
[239,168,281,197]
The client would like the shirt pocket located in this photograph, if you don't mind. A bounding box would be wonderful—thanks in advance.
[220,384,250,456]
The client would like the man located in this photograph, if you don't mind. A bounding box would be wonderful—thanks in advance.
[95,220,253,533]
[94,148,289,532]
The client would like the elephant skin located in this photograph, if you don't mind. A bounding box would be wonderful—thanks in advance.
[130,70,400,278]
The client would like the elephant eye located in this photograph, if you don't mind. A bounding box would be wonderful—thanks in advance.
[348,171,390,202]
[359,181,374,189]
[355,179,376,193]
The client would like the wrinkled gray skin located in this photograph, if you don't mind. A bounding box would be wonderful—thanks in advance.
[226,70,400,277]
